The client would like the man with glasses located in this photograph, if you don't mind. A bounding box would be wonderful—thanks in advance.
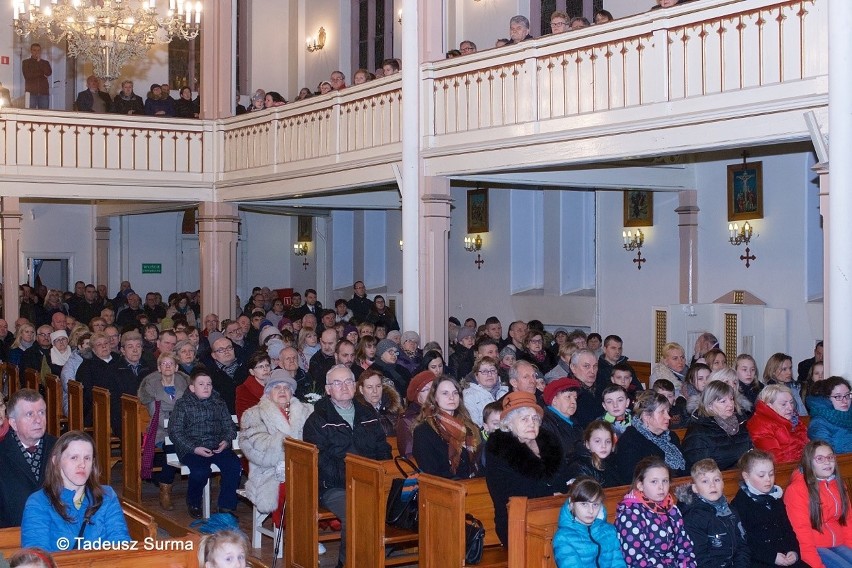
[77,331,124,428]
[303,364,392,568]
[549,11,569,34]
[459,40,477,55]
[208,336,249,415]
[22,325,54,379]
[0,389,57,527]
[347,281,373,323]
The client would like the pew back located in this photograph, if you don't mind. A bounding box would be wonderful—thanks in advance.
[120,394,149,504]
[67,380,84,431]
[24,368,39,391]
[2,363,19,398]
[45,373,65,437]
[91,386,114,484]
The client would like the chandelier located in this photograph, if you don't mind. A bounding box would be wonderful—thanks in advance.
[13,0,201,89]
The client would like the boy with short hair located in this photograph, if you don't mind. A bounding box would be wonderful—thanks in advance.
[653,378,689,428]
[481,401,502,439]
[610,362,639,403]
[600,384,632,436]
[676,458,750,568]
[169,369,241,519]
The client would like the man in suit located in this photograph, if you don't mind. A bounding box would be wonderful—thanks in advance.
[0,389,57,527]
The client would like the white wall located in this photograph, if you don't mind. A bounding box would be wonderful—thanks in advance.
[19,203,95,288]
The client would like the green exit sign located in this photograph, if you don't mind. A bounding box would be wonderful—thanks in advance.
[141,263,162,274]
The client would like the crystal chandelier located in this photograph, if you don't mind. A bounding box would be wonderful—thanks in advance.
[13,0,201,89]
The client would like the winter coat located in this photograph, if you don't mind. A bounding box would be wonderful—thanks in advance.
[464,382,509,427]
[649,363,685,395]
[235,376,265,422]
[448,344,475,382]
[614,492,696,566]
[137,371,190,444]
[396,401,420,458]
[517,349,557,374]
[614,426,686,486]
[675,487,749,568]
[747,400,809,464]
[21,486,130,551]
[0,432,57,528]
[168,390,237,461]
[730,484,805,567]
[412,420,479,479]
[356,384,403,438]
[553,503,627,568]
[541,406,583,463]
[484,428,572,546]
[681,414,752,471]
[302,397,392,490]
[565,446,620,488]
[807,396,852,454]
[209,360,250,415]
[239,395,313,513]
[785,469,852,568]
[367,360,411,401]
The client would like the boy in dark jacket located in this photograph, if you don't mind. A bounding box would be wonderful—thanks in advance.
[168,369,241,519]
[676,458,750,568]
[730,450,806,567]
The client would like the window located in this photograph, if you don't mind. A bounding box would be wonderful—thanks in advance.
[168,37,200,91]
[535,0,604,36]
[353,0,394,73]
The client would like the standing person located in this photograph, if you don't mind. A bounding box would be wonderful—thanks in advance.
[0,389,58,527]
[614,456,695,566]
[784,441,852,568]
[347,281,373,323]
[303,364,392,568]
[20,431,130,552]
[168,369,241,519]
[22,43,52,110]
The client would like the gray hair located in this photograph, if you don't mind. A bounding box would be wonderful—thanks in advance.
[757,383,792,405]
[7,388,43,419]
[707,367,737,386]
[326,363,355,383]
[508,359,535,383]
[498,406,538,432]
[569,348,596,367]
[510,15,530,29]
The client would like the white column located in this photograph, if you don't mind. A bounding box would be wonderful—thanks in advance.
[828,0,852,377]
[197,202,240,322]
[815,163,830,373]
[675,190,699,304]
[94,216,110,294]
[420,181,452,350]
[200,0,235,119]
[1,198,22,323]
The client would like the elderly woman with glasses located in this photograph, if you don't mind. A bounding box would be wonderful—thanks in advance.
[746,383,810,464]
[807,376,852,454]
[240,370,314,531]
[137,352,189,510]
[463,357,508,428]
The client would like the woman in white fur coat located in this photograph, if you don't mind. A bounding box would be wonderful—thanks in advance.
[240,371,314,518]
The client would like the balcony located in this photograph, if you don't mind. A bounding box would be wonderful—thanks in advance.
[0,0,826,202]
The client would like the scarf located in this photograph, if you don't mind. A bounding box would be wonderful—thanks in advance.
[741,481,783,508]
[629,489,678,517]
[714,414,740,436]
[425,407,478,475]
[51,346,72,367]
[633,417,686,471]
[19,339,34,351]
[698,494,732,517]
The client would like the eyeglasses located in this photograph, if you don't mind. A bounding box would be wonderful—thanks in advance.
[478,368,498,375]
[214,345,235,354]
[831,393,852,402]
[329,379,355,389]
[528,338,543,344]
[37,332,51,337]
[253,364,271,371]
[814,454,837,464]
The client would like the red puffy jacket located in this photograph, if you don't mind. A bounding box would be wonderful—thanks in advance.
[747,400,809,464]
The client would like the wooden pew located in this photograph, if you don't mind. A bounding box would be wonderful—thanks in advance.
[91,386,121,485]
[45,373,67,437]
[418,474,507,568]
[67,380,84,431]
[1,363,18,398]
[507,453,852,568]
[284,438,340,568]
[345,454,418,567]
[0,526,19,553]
[631,361,651,385]
[24,368,39,391]
[121,394,148,504]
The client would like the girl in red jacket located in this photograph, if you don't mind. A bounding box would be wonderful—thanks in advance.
[784,440,852,568]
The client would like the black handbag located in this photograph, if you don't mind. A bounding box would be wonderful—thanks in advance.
[464,513,485,564]
[385,456,421,531]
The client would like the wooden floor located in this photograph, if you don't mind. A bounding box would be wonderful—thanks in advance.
[107,463,359,567]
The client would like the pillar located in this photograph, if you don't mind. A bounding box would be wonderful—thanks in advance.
[200,0,235,119]
[827,0,852,378]
[94,217,110,294]
[814,162,830,374]
[197,202,240,322]
[420,181,452,349]
[399,0,445,333]
[675,190,699,304]
[1,198,22,323]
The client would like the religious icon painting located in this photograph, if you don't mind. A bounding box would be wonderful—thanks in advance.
[623,190,653,228]
[467,188,489,234]
[727,161,764,222]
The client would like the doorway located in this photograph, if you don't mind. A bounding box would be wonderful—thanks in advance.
[27,257,70,292]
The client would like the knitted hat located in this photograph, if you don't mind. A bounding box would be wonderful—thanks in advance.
[277,317,293,331]
[343,324,358,337]
[50,330,68,343]
[457,327,476,342]
[259,325,282,346]
[266,339,285,361]
[407,371,435,403]
[264,369,297,395]
[401,331,421,346]
[448,317,461,327]
[501,391,543,420]
[499,345,517,360]
[543,377,582,406]
[376,339,398,359]
[386,330,402,343]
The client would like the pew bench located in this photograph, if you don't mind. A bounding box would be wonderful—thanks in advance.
[345,454,418,567]
[418,474,507,568]
[67,380,84,431]
[284,438,341,568]
[1,363,18,398]
[506,453,852,568]
[91,386,122,484]
[45,373,67,437]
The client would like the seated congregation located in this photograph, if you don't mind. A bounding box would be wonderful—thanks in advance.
[0,280,848,568]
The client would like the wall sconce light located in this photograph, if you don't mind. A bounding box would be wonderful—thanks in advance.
[464,234,485,269]
[622,228,646,270]
[728,221,756,267]
[306,27,326,52]
[293,242,308,256]
[397,9,402,24]
[399,240,403,251]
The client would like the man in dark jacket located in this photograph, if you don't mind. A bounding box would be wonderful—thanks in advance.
[208,336,249,415]
[76,75,112,112]
[303,364,392,568]
[112,80,145,115]
[346,281,373,323]
[21,325,53,384]
[0,389,57,527]
[76,331,123,428]
[595,334,644,397]
[308,329,338,392]
[112,330,153,437]
[368,339,412,399]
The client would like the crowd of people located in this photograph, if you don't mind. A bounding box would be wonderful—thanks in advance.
[0,275,849,567]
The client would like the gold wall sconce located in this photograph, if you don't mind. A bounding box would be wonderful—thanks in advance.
[622,228,646,270]
[306,27,326,52]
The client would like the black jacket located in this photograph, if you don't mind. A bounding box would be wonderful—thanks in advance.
[677,488,750,568]
[614,425,686,485]
[308,350,336,392]
[681,415,753,471]
[368,360,411,400]
[448,344,475,380]
[302,397,391,490]
[540,406,582,463]
[0,432,57,527]
[111,357,153,436]
[112,93,144,115]
[76,355,124,428]
[573,386,603,429]
[484,428,572,546]
[730,485,806,567]
[209,361,249,415]
[347,295,373,323]
[76,89,112,112]
[564,446,620,488]
[412,421,478,480]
